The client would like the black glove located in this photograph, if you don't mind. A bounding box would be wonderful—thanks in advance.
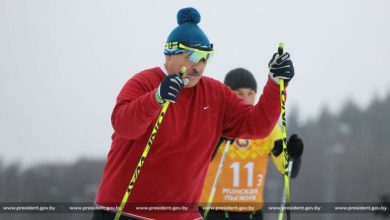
[268,52,294,84]
[272,134,304,159]
[271,139,283,157]
[287,134,304,159]
[155,69,186,105]
[272,134,304,178]
[290,157,301,178]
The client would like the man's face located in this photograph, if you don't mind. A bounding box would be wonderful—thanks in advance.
[165,54,207,87]
[234,88,256,105]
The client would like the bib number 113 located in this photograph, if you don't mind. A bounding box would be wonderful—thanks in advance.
[229,162,255,187]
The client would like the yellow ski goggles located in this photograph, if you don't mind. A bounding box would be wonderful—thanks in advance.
[164,42,214,63]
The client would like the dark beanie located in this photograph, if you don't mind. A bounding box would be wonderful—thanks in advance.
[224,68,257,92]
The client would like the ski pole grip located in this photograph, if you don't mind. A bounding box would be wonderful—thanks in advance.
[179,66,190,86]
[179,66,187,78]
[278,42,284,56]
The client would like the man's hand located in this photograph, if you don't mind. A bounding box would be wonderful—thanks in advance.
[287,134,304,159]
[155,67,187,105]
[268,50,294,85]
[272,134,304,178]
[272,134,304,159]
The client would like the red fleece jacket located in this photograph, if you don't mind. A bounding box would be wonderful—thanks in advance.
[96,67,283,220]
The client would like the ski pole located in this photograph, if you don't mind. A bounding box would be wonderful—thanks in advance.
[203,139,233,219]
[277,42,291,220]
[114,67,187,220]
[278,160,293,220]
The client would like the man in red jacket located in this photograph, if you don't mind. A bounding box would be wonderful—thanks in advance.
[93,7,295,220]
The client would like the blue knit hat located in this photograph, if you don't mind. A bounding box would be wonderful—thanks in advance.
[165,7,211,55]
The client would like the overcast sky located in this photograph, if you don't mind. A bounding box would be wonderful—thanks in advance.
[1,0,389,166]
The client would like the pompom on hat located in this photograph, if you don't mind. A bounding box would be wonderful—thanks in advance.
[165,7,212,54]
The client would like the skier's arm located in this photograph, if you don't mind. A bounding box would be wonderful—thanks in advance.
[222,49,294,139]
[111,72,162,140]
[221,78,282,139]
[112,69,185,140]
